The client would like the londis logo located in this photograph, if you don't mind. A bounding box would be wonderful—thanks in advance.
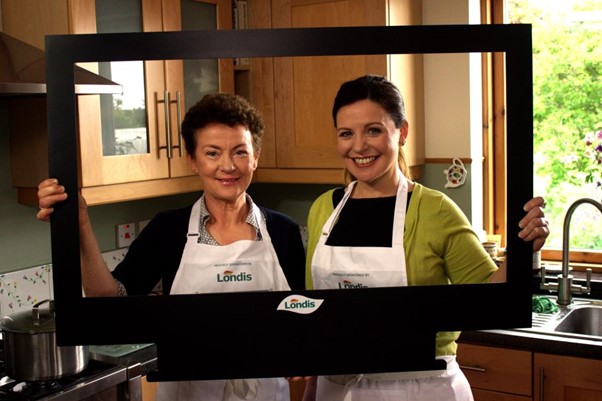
[277,295,324,315]
[338,279,367,289]
[216,270,252,283]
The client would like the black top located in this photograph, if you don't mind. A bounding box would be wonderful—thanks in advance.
[326,187,412,247]
[112,204,306,294]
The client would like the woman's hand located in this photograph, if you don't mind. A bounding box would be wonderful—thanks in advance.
[37,178,88,224]
[518,196,549,252]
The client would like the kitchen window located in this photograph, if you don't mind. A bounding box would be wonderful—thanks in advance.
[482,0,602,270]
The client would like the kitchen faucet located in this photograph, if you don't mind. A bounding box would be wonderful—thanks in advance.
[540,198,602,306]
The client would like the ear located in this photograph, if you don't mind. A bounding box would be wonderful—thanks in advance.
[187,154,198,173]
[399,120,409,145]
[251,151,259,171]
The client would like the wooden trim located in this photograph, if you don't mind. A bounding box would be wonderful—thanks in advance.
[17,176,205,206]
[491,0,507,246]
[542,249,602,266]
[481,0,495,241]
[255,169,345,184]
[424,158,472,165]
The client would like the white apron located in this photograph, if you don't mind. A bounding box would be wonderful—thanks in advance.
[311,178,473,401]
[311,178,409,290]
[155,199,291,401]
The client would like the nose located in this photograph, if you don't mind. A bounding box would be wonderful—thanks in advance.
[352,133,367,153]
[219,154,235,172]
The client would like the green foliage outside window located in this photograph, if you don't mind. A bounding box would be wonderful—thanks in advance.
[509,0,602,250]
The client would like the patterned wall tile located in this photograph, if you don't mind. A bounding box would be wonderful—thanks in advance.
[102,248,129,272]
[0,264,52,316]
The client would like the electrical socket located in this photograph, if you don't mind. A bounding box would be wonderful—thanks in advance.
[116,223,136,248]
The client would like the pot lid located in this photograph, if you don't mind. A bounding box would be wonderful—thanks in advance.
[0,299,55,334]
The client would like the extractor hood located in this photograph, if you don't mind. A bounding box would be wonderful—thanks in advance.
[0,32,122,96]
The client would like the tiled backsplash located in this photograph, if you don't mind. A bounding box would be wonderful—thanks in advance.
[0,249,128,317]
[0,264,53,316]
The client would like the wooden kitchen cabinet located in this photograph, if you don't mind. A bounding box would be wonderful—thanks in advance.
[534,353,602,401]
[141,376,158,401]
[5,0,233,205]
[457,343,533,401]
[247,0,425,184]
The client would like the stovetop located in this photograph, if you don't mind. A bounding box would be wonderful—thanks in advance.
[0,342,128,401]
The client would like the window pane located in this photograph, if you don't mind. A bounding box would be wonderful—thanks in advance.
[181,0,219,111]
[509,0,602,251]
[96,0,149,156]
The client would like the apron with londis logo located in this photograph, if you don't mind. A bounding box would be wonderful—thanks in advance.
[155,198,291,401]
[311,177,409,290]
[311,177,472,401]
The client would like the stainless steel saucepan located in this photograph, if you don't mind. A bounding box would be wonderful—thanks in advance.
[0,299,88,382]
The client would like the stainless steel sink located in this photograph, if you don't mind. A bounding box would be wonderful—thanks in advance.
[513,297,602,342]
[554,305,602,336]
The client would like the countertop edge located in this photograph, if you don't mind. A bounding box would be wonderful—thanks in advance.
[459,329,602,360]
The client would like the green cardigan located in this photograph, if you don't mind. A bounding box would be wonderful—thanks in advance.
[305,182,498,356]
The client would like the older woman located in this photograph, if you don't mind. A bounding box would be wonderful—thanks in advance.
[37,93,305,401]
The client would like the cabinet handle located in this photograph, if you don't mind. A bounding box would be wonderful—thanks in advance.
[164,91,173,159]
[459,365,486,372]
[176,91,183,157]
[157,91,173,159]
[157,91,183,158]
[540,367,545,401]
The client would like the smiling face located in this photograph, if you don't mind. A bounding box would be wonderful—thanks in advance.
[335,99,408,195]
[188,123,258,205]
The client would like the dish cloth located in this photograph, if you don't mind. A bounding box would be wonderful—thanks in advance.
[532,296,559,314]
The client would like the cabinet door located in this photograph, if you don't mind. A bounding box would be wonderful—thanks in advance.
[158,0,234,177]
[271,0,389,170]
[457,343,532,399]
[74,0,172,187]
[75,0,233,187]
[535,353,602,401]
[252,0,424,183]
[472,389,532,401]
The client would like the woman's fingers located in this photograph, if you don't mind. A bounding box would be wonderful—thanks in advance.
[37,178,68,221]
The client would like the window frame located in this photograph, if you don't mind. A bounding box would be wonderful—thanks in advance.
[482,0,602,269]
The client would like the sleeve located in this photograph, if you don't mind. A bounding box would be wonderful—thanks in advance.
[305,190,336,290]
[263,208,306,291]
[111,207,190,295]
[441,197,498,284]
[404,185,497,286]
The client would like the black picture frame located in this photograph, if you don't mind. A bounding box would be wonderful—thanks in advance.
[46,24,533,381]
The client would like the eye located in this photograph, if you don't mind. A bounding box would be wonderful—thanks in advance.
[206,150,219,158]
[234,149,250,158]
[337,130,352,138]
[367,127,382,136]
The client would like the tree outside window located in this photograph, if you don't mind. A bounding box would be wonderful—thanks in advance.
[508,0,602,253]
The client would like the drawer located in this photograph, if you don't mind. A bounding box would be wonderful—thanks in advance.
[457,343,532,397]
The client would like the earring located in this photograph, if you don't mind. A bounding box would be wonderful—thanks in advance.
[401,140,407,146]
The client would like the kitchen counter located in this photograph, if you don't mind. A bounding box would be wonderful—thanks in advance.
[460,327,602,360]
[90,344,158,376]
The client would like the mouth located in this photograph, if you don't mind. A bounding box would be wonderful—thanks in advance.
[217,177,239,185]
[352,156,379,166]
